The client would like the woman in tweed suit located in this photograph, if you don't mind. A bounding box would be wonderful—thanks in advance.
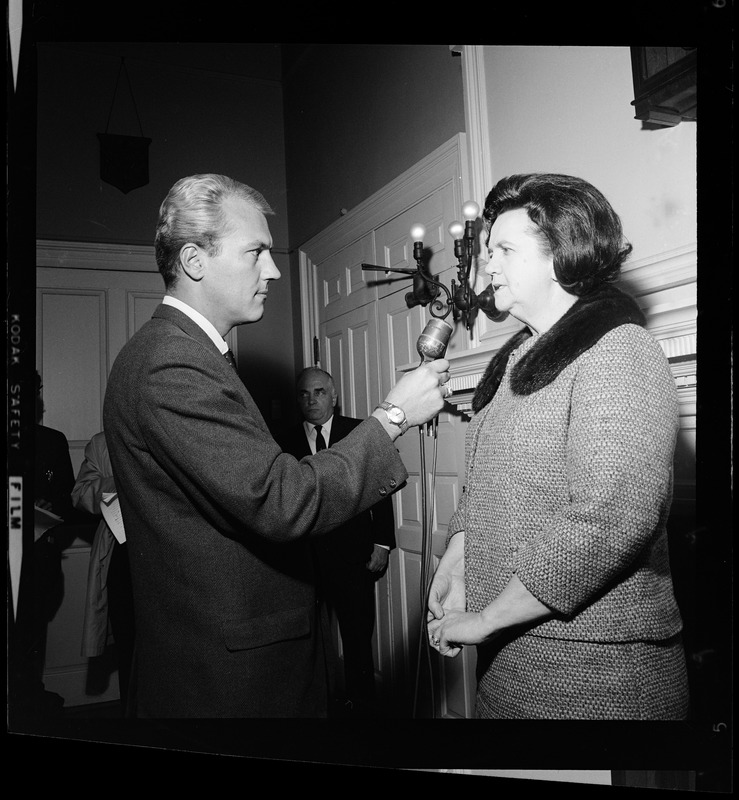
[427,173,688,719]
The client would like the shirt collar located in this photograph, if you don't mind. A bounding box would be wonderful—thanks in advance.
[163,295,229,355]
[303,414,334,442]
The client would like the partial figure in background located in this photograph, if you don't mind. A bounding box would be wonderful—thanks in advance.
[427,173,688,720]
[72,431,135,714]
[10,372,76,722]
[280,367,396,718]
[34,372,76,524]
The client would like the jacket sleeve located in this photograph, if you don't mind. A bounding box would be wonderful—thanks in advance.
[446,486,468,546]
[72,433,116,516]
[339,415,397,549]
[132,335,408,542]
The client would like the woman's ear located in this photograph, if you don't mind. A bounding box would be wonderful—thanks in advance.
[179,244,205,281]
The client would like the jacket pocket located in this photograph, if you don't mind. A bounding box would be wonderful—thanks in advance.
[222,606,311,652]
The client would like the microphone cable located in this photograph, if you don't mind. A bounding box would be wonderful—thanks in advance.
[412,417,440,719]
[410,315,452,719]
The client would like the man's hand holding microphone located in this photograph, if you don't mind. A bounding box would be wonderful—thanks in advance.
[371,318,453,441]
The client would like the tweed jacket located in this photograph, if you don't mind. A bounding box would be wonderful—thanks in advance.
[103,304,407,717]
[279,414,396,564]
[447,285,683,643]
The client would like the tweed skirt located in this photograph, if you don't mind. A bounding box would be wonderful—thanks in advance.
[475,632,689,720]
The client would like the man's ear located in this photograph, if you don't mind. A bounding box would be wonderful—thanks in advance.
[179,244,205,282]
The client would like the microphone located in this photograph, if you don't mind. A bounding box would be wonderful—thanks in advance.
[416,318,453,363]
[476,284,502,320]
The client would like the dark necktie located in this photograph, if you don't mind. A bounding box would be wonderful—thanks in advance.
[314,425,327,451]
[224,349,238,370]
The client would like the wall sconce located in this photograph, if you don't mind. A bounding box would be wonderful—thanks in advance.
[362,201,500,330]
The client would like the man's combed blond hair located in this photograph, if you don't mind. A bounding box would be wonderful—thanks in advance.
[155,173,274,287]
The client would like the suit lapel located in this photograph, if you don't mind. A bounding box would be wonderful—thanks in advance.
[328,415,349,447]
[295,425,312,458]
[288,415,350,456]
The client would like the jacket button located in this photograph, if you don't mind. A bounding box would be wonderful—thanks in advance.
[389,479,397,488]
[378,487,387,496]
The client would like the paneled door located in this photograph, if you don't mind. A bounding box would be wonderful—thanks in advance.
[35,263,164,706]
[370,184,478,719]
[319,302,379,422]
[36,267,165,474]
[375,289,476,720]
[303,135,478,718]
[318,303,396,698]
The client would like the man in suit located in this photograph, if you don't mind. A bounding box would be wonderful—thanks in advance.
[281,367,395,718]
[10,373,77,723]
[103,173,450,718]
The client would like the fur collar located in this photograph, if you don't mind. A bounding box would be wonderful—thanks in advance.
[471,283,646,413]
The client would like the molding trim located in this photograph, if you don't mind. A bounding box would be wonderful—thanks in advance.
[299,249,320,367]
[621,242,697,295]
[444,242,696,379]
[299,134,466,262]
[298,134,466,364]
[459,45,493,209]
[37,239,157,272]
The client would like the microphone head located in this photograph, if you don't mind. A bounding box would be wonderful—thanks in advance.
[417,318,453,362]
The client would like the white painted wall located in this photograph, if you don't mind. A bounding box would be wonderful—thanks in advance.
[482,45,697,262]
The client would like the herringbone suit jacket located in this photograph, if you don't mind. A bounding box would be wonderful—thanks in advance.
[280,414,396,563]
[103,304,406,717]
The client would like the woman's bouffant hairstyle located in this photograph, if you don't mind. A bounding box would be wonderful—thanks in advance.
[155,174,274,287]
[482,173,632,296]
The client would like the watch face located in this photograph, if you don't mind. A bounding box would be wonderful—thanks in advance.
[387,406,404,423]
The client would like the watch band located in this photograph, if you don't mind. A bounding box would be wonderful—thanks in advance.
[376,401,409,434]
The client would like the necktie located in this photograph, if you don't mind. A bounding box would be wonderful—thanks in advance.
[314,425,327,451]
[224,349,238,370]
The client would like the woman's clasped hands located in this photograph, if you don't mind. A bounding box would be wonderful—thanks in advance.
[426,531,491,658]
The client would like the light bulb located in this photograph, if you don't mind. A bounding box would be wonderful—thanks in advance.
[448,220,464,240]
[410,223,426,242]
[462,200,480,220]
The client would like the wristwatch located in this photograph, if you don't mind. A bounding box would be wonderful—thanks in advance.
[376,401,409,435]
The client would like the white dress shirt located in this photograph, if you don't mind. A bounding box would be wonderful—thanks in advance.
[162,295,229,355]
[303,415,334,454]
